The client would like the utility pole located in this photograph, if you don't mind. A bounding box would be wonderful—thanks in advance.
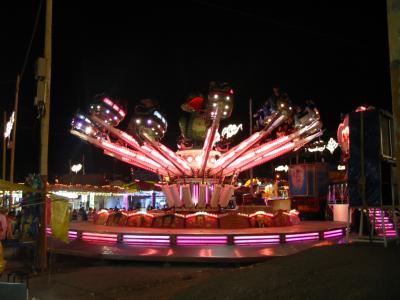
[9,75,20,183]
[38,0,52,271]
[387,0,400,203]
[2,112,6,180]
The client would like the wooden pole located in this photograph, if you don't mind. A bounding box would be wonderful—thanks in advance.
[387,0,400,206]
[38,0,52,271]
[10,75,20,183]
[2,111,6,180]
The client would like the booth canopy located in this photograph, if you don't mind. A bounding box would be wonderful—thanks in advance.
[124,181,161,192]
[0,179,35,193]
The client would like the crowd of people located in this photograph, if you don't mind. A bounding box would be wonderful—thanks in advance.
[70,207,95,222]
[0,209,36,241]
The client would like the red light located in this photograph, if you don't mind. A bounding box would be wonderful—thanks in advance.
[355,106,367,112]
[187,96,204,112]
[113,104,119,111]
[229,89,234,94]
[119,110,126,117]
[103,98,113,106]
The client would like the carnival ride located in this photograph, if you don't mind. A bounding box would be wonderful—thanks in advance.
[71,83,323,210]
[46,83,349,262]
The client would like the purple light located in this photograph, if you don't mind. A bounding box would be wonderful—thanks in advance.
[123,234,170,245]
[285,232,319,242]
[234,237,280,245]
[323,229,343,236]
[234,235,280,240]
[378,230,397,237]
[68,230,78,240]
[177,236,226,240]
[177,240,226,246]
[123,239,170,244]
[324,233,343,239]
[286,236,319,242]
[124,235,169,239]
[176,236,228,245]
[47,228,78,240]
[235,241,280,245]
[286,232,319,238]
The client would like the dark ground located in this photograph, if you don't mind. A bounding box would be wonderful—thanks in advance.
[2,242,399,300]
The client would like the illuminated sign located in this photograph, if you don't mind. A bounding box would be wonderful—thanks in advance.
[221,124,243,139]
[306,138,338,154]
[275,165,289,172]
[4,111,15,139]
[307,145,325,153]
[71,163,82,174]
[326,138,338,154]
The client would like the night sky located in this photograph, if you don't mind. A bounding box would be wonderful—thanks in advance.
[1,1,392,182]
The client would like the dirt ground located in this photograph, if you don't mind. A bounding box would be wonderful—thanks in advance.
[2,242,399,300]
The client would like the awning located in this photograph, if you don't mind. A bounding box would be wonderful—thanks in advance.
[0,179,35,193]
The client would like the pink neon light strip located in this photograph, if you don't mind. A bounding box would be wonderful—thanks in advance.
[82,232,118,242]
[177,236,227,240]
[82,233,118,238]
[226,128,322,176]
[123,239,170,244]
[211,115,295,175]
[234,240,280,245]
[285,232,319,242]
[286,232,319,238]
[177,239,228,241]
[83,237,117,242]
[100,142,169,176]
[124,235,169,239]
[177,241,227,245]
[324,233,343,239]
[234,235,280,245]
[88,115,174,176]
[286,236,319,242]
[199,115,220,176]
[225,142,295,175]
[375,224,394,228]
[118,155,169,176]
[141,145,176,168]
[103,140,164,170]
[103,98,113,106]
[234,235,280,240]
[212,114,287,173]
[176,236,228,245]
[323,229,343,235]
[159,145,192,174]
[378,231,397,237]
[46,228,78,240]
